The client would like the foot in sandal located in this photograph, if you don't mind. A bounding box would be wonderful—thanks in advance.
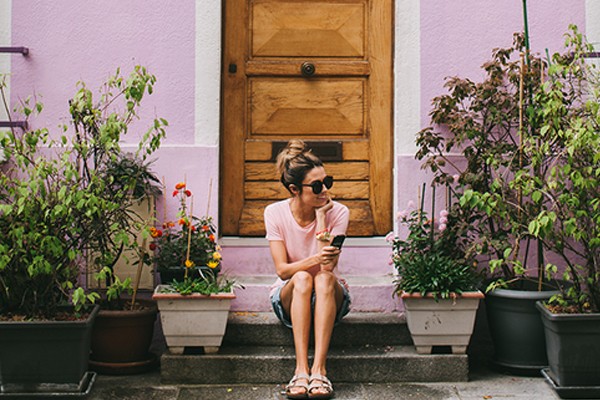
[285,373,310,399]
[308,373,334,399]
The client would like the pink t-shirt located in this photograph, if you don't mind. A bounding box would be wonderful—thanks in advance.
[264,199,349,296]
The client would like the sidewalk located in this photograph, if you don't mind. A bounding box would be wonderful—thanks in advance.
[87,356,559,400]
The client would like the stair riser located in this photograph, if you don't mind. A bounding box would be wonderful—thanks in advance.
[221,245,394,276]
[223,319,413,347]
[231,284,403,313]
[160,354,468,384]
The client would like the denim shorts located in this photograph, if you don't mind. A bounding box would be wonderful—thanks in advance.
[270,281,351,329]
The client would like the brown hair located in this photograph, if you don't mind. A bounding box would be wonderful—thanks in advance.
[276,140,323,193]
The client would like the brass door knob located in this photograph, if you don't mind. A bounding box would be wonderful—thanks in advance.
[301,62,316,77]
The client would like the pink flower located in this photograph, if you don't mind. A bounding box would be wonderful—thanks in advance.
[453,174,460,184]
[440,209,449,218]
[385,231,395,243]
[439,223,447,232]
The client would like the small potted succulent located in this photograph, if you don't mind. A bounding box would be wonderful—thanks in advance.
[391,184,483,354]
[151,182,237,354]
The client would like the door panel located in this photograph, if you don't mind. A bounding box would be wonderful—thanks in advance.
[250,79,365,135]
[222,0,392,237]
[251,2,365,57]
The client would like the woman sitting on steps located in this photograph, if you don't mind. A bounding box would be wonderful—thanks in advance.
[264,139,351,399]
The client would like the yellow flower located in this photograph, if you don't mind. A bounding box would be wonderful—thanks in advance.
[207,260,219,269]
[185,259,194,268]
[212,251,222,260]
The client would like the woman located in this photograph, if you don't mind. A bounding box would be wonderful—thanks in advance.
[264,140,351,399]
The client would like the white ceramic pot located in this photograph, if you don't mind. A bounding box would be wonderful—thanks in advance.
[152,285,236,354]
[400,291,484,354]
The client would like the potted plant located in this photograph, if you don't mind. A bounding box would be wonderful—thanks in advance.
[98,154,163,289]
[415,32,566,373]
[519,26,600,395]
[153,182,221,283]
[0,82,102,396]
[90,267,158,375]
[0,66,166,393]
[391,185,483,354]
[151,182,237,354]
[64,67,167,375]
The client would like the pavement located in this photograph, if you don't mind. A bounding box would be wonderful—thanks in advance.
[87,357,562,400]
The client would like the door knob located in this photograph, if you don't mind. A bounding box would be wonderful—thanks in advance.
[301,62,316,77]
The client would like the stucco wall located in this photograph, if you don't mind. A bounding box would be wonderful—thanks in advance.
[3,0,592,241]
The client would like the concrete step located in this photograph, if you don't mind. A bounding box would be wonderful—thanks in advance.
[223,312,412,347]
[159,311,470,384]
[231,275,402,313]
[160,345,469,384]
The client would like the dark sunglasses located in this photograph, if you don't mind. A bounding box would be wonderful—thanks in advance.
[301,176,334,194]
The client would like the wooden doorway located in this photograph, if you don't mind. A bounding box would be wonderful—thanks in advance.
[221,0,393,236]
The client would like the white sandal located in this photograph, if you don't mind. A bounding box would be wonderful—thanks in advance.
[285,373,310,399]
[308,373,334,399]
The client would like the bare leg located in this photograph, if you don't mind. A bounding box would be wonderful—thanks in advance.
[280,271,313,396]
[310,271,343,396]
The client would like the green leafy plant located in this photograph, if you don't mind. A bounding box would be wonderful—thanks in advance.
[0,66,167,318]
[392,185,481,300]
[519,26,600,313]
[150,182,236,295]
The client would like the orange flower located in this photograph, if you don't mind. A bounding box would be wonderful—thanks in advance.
[178,218,187,226]
[175,182,186,190]
[191,225,196,232]
[202,225,210,232]
[209,234,215,242]
[185,259,194,268]
[172,190,178,197]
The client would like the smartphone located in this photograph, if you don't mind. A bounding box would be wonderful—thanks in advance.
[330,234,346,249]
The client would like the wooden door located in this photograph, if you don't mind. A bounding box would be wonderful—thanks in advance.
[221,0,393,236]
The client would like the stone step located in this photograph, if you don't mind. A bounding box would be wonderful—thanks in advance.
[231,275,402,313]
[223,312,412,347]
[160,345,469,384]
[158,311,472,384]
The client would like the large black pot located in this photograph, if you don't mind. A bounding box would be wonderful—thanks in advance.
[90,299,158,375]
[485,279,561,374]
[0,305,99,394]
[537,302,600,388]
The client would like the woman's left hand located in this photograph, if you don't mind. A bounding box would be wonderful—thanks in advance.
[319,245,340,270]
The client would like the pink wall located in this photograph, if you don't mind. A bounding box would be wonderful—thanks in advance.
[11,1,196,145]
[420,0,586,127]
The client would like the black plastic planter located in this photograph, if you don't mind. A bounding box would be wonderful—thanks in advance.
[485,279,560,374]
[537,302,600,388]
[0,305,99,394]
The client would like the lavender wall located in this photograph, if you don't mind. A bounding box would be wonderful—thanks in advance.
[11,1,196,145]
[5,1,590,241]
[419,0,586,128]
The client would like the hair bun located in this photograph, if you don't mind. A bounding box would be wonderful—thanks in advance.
[285,139,307,157]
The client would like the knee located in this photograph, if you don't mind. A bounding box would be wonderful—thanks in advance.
[314,271,336,293]
[292,271,313,295]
